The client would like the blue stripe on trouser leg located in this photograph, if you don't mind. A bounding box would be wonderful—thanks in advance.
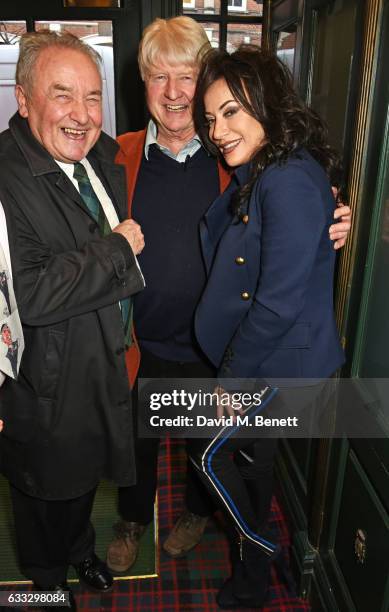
[200,387,279,557]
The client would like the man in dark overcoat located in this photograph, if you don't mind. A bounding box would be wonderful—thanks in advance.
[0,31,145,607]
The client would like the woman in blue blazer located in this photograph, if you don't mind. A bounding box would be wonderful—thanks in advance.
[189,47,345,609]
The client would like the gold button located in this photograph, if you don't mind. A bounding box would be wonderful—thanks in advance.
[235,256,245,265]
[242,214,249,224]
[241,291,250,300]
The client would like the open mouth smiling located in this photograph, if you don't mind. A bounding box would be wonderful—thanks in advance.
[62,127,87,137]
[219,139,242,155]
[165,104,188,112]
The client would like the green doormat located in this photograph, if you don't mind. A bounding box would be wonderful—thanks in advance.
[0,476,157,584]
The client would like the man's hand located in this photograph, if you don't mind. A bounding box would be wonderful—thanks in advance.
[330,205,352,250]
[113,219,145,255]
[329,187,352,250]
[0,419,3,433]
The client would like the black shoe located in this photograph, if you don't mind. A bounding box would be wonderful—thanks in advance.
[74,553,113,592]
[34,582,76,611]
[217,534,274,610]
[216,560,269,610]
[217,579,268,609]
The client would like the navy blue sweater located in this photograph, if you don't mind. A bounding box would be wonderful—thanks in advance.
[132,145,220,361]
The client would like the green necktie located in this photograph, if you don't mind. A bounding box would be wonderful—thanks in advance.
[73,162,133,348]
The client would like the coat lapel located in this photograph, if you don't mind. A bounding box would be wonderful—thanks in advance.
[91,158,128,222]
[55,171,93,219]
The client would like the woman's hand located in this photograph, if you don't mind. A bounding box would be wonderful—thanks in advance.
[215,386,242,420]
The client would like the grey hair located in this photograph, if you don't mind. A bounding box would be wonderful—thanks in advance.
[16,30,101,96]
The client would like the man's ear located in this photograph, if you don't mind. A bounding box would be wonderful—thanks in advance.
[15,85,29,118]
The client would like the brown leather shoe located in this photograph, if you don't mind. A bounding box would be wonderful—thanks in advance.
[106,521,146,573]
[163,511,208,558]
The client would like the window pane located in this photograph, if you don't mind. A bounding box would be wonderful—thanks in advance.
[227,23,262,52]
[199,22,220,48]
[228,0,262,16]
[0,21,27,44]
[276,29,297,75]
[35,20,113,45]
[0,22,27,132]
[63,1,120,6]
[183,0,221,16]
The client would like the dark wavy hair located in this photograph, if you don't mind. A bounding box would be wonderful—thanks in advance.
[194,45,342,218]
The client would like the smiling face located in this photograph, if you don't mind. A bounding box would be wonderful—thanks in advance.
[15,47,103,163]
[145,61,197,150]
[204,77,266,167]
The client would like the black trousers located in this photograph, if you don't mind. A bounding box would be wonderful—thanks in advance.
[118,348,217,524]
[190,434,278,554]
[189,381,333,555]
[10,484,96,587]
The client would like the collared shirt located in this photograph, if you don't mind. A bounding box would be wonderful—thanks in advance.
[144,119,202,162]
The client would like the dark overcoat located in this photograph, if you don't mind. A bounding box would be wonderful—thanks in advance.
[0,113,144,500]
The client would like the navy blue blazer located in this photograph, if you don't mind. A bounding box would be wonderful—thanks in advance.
[195,149,345,379]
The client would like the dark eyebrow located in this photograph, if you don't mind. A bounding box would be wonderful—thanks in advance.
[219,99,236,111]
[88,90,102,97]
[205,98,237,116]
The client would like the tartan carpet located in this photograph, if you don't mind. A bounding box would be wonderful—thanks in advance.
[1,438,311,611]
